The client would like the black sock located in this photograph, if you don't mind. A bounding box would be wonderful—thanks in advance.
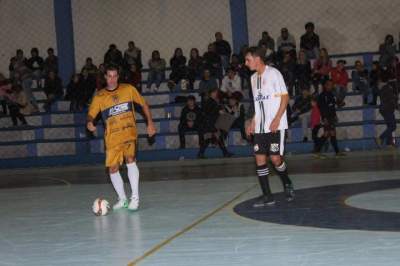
[256,165,272,196]
[316,136,327,152]
[330,136,339,153]
[275,162,292,187]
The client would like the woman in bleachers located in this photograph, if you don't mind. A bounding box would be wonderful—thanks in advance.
[312,48,332,93]
[146,50,166,92]
[168,48,188,91]
[188,48,203,90]
[203,43,223,80]
[295,50,312,95]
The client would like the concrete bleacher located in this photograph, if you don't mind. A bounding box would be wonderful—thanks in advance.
[0,51,399,168]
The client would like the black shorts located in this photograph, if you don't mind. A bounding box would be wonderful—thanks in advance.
[253,130,285,156]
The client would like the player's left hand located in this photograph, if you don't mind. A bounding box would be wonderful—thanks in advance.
[147,122,156,137]
[269,117,280,133]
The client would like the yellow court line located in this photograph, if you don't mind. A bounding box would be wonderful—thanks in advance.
[127,184,257,266]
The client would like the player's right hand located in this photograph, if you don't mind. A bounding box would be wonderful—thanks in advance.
[245,118,255,137]
[87,121,97,132]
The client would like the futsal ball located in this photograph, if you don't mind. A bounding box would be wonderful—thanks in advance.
[92,198,110,216]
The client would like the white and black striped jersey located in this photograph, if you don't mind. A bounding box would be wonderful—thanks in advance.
[251,66,288,134]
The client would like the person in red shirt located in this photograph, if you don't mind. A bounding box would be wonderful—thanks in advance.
[330,60,348,107]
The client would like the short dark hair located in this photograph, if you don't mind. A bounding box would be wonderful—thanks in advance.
[105,64,120,74]
[187,95,196,101]
[305,22,315,29]
[31,48,39,54]
[246,46,266,61]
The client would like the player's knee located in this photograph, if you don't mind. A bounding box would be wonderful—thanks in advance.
[109,165,119,174]
[125,156,136,164]
[270,156,282,166]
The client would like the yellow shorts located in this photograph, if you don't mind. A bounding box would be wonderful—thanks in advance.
[105,141,137,167]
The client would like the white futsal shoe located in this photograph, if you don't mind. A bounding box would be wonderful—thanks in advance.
[113,199,129,210]
[128,197,139,211]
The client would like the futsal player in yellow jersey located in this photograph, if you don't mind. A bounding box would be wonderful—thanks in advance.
[87,65,156,211]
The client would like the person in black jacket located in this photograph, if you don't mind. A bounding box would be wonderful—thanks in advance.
[104,44,123,67]
[315,79,344,157]
[169,48,188,90]
[43,71,63,112]
[198,88,232,158]
[203,43,223,79]
[27,48,44,89]
[376,71,398,147]
[178,95,203,149]
[214,32,232,72]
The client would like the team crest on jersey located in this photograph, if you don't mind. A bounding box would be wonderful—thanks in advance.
[270,143,279,152]
[254,144,259,152]
[112,95,119,104]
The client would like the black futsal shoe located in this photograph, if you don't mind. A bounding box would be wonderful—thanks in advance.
[284,184,295,202]
[252,195,276,208]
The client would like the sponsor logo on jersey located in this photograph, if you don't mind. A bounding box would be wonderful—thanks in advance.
[270,143,279,152]
[255,93,270,102]
[108,103,130,117]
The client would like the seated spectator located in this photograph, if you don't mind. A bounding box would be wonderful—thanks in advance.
[12,84,37,116]
[0,73,10,115]
[5,85,28,127]
[147,50,166,92]
[310,96,322,152]
[290,88,312,142]
[124,63,142,92]
[198,88,232,158]
[238,45,249,65]
[43,47,58,75]
[224,94,246,140]
[124,41,142,70]
[65,74,85,112]
[300,22,320,60]
[96,64,106,91]
[312,48,332,93]
[295,50,312,94]
[104,44,123,67]
[259,43,277,66]
[43,71,63,112]
[188,48,203,90]
[81,69,96,105]
[258,31,275,51]
[376,70,398,147]
[169,48,188,91]
[220,67,242,99]
[214,32,232,72]
[277,28,296,61]
[198,69,219,105]
[330,60,349,107]
[369,61,380,105]
[81,57,98,77]
[278,52,296,96]
[178,95,203,149]
[27,48,44,89]
[203,43,222,79]
[379,35,396,68]
[351,60,369,104]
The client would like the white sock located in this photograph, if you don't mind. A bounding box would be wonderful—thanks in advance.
[126,162,140,200]
[110,171,127,200]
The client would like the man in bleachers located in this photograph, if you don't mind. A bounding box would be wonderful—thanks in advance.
[43,71,63,112]
[27,48,44,89]
[351,60,370,105]
[277,28,296,62]
[81,57,98,77]
[379,35,396,68]
[124,41,142,71]
[258,31,275,52]
[198,69,219,106]
[178,95,203,149]
[214,32,232,72]
[104,44,123,67]
[203,43,223,79]
[300,22,320,60]
[220,67,242,100]
[44,48,58,75]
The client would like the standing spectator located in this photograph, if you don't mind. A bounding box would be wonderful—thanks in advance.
[369,61,380,105]
[224,94,246,140]
[291,88,312,142]
[312,48,332,93]
[310,96,322,152]
[6,85,28,127]
[351,60,370,104]
[43,71,63,112]
[300,22,320,60]
[124,41,142,70]
[96,64,106,91]
[203,43,222,79]
[65,74,85,112]
[0,73,10,115]
[379,35,397,68]
[124,63,142,92]
[198,69,219,106]
[43,48,58,75]
[188,48,203,90]
[330,60,349,107]
[13,50,37,109]
[220,67,242,99]
[214,32,232,72]
[278,52,296,96]
[81,69,96,105]
[27,48,44,89]
[178,95,203,149]
[258,31,275,51]
[169,48,188,91]
[295,50,312,94]
[277,28,296,61]
[81,57,98,77]
[104,44,123,67]
[147,50,166,92]
[376,71,398,147]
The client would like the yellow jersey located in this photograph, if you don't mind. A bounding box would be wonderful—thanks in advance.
[87,83,146,149]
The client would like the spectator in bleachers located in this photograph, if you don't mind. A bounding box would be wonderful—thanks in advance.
[258,31,275,51]
[199,69,219,106]
[312,48,332,93]
[278,52,296,96]
[96,64,106,91]
[291,88,312,142]
[300,22,320,60]
[352,60,370,105]
[188,48,204,90]
[310,96,322,152]
[81,57,98,77]
[27,48,44,89]
[168,48,188,91]
[5,85,28,127]
[369,61,380,105]
[259,43,277,66]
[123,63,142,92]
[376,70,398,147]
[203,43,223,79]
[44,48,58,75]
[0,73,11,115]
[104,44,123,67]
[214,32,232,72]
[277,28,296,61]
[178,95,203,149]
[238,44,249,65]
[379,35,397,68]
[81,69,96,105]
[224,94,246,140]
[220,67,242,100]
[43,71,63,112]
[198,87,232,158]
[66,74,84,112]
[124,41,142,70]
[295,50,312,94]
[147,50,166,92]
[330,60,349,107]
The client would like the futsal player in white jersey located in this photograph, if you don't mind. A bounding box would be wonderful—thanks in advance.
[245,46,295,207]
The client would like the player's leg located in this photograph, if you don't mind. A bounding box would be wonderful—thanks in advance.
[253,134,275,208]
[270,130,295,202]
[107,148,128,210]
[125,143,140,211]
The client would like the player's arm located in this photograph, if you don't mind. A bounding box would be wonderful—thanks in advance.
[270,72,289,132]
[87,95,101,132]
